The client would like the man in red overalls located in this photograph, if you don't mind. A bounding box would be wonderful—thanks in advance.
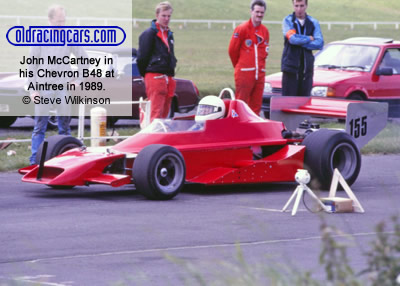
[137,2,177,122]
[228,0,269,115]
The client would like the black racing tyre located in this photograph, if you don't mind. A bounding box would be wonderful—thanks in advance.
[301,129,361,189]
[35,135,83,164]
[0,116,17,128]
[133,144,185,200]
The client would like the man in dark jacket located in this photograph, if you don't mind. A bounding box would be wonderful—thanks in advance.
[137,1,177,122]
[281,0,323,97]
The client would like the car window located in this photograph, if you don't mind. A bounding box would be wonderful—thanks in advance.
[77,51,137,76]
[132,57,140,77]
[87,51,114,72]
[79,51,115,77]
[379,48,400,75]
[115,56,132,73]
[315,44,380,72]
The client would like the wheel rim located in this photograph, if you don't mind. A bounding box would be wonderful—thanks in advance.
[154,153,184,194]
[330,142,358,180]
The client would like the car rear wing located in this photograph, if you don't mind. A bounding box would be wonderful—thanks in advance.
[270,96,388,148]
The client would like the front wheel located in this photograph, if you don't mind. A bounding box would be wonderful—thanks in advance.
[348,92,364,101]
[302,129,361,189]
[35,135,83,164]
[133,144,186,200]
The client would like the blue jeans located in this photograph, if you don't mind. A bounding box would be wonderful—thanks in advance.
[30,90,71,165]
[30,116,71,164]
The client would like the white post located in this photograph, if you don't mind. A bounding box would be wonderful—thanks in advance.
[144,100,151,128]
[90,107,107,147]
[78,104,85,142]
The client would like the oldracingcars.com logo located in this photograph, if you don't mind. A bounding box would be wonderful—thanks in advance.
[6,26,126,46]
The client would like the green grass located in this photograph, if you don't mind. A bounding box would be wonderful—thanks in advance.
[1,122,398,171]
[361,121,400,154]
[134,0,400,22]
[1,1,400,94]
[2,0,400,94]
[0,0,132,72]
[0,127,139,171]
[133,0,400,96]
[132,24,400,97]
[321,121,400,154]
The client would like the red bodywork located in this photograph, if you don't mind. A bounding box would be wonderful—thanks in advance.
[265,65,400,100]
[20,100,306,188]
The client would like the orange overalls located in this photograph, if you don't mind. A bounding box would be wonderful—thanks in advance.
[229,19,269,115]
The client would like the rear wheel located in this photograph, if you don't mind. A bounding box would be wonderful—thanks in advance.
[133,144,185,200]
[302,129,361,189]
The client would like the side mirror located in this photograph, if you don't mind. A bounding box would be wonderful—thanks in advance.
[376,67,393,76]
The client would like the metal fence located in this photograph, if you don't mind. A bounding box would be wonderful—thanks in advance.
[1,15,399,31]
[133,18,400,31]
[0,15,132,25]
[0,100,151,145]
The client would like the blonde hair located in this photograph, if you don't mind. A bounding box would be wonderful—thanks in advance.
[48,4,65,20]
[155,1,173,15]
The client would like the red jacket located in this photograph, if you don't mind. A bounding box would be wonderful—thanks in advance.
[229,19,269,80]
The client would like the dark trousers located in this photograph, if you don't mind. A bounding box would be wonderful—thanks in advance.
[282,71,313,97]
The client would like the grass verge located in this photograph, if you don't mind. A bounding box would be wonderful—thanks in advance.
[0,127,140,172]
[164,215,400,286]
[0,121,398,172]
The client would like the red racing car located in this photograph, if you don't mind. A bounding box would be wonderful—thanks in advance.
[19,94,388,200]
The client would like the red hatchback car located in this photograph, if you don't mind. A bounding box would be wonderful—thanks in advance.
[263,37,400,117]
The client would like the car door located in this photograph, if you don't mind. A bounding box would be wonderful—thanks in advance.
[372,47,400,99]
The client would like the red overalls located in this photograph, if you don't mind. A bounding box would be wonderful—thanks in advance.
[144,23,176,122]
[229,19,269,115]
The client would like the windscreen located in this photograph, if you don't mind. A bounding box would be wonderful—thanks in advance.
[315,44,380,72]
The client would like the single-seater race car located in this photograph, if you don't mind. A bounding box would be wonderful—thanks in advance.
[19,90,388,200]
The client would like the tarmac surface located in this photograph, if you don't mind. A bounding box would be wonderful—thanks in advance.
[0,154,399,285]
